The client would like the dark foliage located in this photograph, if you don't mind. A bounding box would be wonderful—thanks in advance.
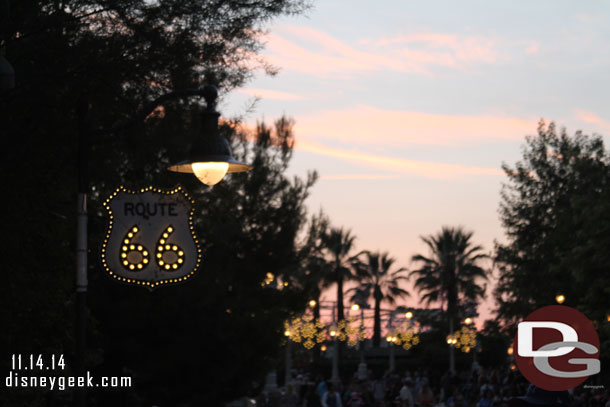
[1,0,314,405]
[494,120,610,363]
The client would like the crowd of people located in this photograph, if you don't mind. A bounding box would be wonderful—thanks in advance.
[256,367,609,407]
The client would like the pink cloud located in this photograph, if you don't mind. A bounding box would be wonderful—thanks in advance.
[575,109,610,132]
[263,26,501,77]
[265,32,427,77]
[320,174,402,180]
[525,42,539,55]
[237,87,303,101]
[376,33,499,64]
[297,139,502,179]
[294,105,535,147]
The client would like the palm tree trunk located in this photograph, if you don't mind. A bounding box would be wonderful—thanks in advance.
[337,276,345,321]
[448,284,457,375]
[449,316,455,374]
[373,296,381,347]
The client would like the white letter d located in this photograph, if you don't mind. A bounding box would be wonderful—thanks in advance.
[518,321,577,357]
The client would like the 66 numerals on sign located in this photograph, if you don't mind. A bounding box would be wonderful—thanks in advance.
[102,186,201,288]
[121,225,185,272]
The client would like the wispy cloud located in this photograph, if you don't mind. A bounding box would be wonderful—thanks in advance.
[374,33,499,64]
[237,87,304,101]
[320,174,402,180]
[295,105,535,147]
[525,42,539,55]
[574,109,610,133]
[263,26,502,77]
[297,139,503,179]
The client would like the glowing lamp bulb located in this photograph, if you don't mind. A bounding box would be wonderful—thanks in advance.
[464,317,472,325]
[351,304,360,311]
[309,300,317,308]
[555,294,565,304]
[191,162,229,185]
[405,312,413,320]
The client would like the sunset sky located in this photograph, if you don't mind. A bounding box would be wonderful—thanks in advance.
[222,1,610,322]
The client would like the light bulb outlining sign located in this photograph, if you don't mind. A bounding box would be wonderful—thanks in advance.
[101,186,202,289]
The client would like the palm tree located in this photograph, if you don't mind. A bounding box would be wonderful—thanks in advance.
[323,227,357,322]
[410,226,488,372]
[351,251,409,347]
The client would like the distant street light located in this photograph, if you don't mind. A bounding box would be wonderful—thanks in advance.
[309,299,317,308]
[351,304,360,311]
[405,311,413,320]
[555,294,566,304]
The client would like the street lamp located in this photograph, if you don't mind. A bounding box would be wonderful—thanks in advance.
[167,85,252,185]
[555,294,565,304]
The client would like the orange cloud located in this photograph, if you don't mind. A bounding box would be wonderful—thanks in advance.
[297,139,502,179]
[294,105,535,147]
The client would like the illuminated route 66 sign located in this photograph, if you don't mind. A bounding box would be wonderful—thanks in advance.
[101,186,202,289]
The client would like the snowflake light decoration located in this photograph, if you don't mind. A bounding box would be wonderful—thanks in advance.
[387,322,420,350]
[284,314,326,349]
[446,325,477,353]
[332,317,367,347]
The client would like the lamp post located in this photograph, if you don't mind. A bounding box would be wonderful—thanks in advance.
[386,313,396,372]
[74,85,251,407]
[284,329,293,387]
[329,323,340,384]
[351,288,370,380]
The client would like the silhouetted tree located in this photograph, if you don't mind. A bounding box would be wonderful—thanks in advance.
[322,227,357,322]
[350,251,409,347]
[1,0,311,404]
[410,226,488,327]
[410,226,487,373]
[495,121,610,358]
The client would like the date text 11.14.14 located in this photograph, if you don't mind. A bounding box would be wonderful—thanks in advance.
[11,354,65,371]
